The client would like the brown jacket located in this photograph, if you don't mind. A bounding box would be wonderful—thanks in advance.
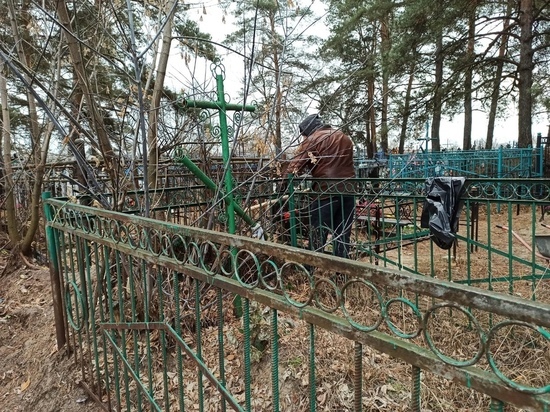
[288,126,355,194]
[288,126,355,179]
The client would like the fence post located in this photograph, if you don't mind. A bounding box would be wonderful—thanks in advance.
[287,174,298,247]
[411,365,421,412]
[271,309,280,412]
[538,144,544,178]
[497,147,503,212]
[42,191,66,349]
[354,341,362,412]
[309,323,316,412]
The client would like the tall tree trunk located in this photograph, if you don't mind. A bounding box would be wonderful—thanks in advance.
[7,0,49,255]
[147,0,176,191]
[486,1,512,149]
[380,18,390,153]
[69,71,87,198]
[367,77,376,158]
[270,11,283,155]
[431,29,443,152]
[399,62,416,154]
[8,0,40,158]
[20,46,61,255]
[463,5,476,151]
[517,0,534,147]
[0,65,19,247]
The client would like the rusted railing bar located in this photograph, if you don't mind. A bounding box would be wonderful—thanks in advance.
[47,218,550,329]
[79,381,111,412]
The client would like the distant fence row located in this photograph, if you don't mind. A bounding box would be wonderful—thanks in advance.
[356,146,549,179]
[5,146,550,201]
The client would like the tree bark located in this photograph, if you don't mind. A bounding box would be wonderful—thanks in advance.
[271,10,283,157]
[431,29,443,152]
[462,6,476,151]
[7,0,49,255]
[0,65,19,246]
[517,0,534,147]
[380,17,390,153]
[56,0,118,183]
[486,1,512,150]
[399,62,415,154]
[147,0,176,192]
[367,76,376,158]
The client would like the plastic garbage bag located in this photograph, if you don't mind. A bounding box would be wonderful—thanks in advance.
[421,177,466,250]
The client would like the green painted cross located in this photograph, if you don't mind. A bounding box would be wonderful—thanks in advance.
[179,61,256,235]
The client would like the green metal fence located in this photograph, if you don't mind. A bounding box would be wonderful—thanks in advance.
[115,177,550,301]
[387,147,544,179]
[43,177,550,411]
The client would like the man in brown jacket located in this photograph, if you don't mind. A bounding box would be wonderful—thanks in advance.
[288,114,356,259]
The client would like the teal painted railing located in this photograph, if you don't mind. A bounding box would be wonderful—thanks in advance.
[387,147,543,179]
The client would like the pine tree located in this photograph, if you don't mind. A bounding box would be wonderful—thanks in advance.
[223,0,316,156]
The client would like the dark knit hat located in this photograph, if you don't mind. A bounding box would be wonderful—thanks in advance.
[299,114,323,137]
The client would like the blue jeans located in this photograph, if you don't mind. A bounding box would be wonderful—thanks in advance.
[309,195,355,259]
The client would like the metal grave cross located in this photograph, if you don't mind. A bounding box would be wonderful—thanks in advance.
[181,61,256,234]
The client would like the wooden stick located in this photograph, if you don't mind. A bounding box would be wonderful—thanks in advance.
[248,195,289,212]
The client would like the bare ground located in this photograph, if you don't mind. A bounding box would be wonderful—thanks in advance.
[0,260,102,412]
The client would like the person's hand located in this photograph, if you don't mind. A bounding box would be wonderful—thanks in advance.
[251,223,265,240]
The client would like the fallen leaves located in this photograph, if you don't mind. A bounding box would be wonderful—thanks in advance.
[20,377,31,391]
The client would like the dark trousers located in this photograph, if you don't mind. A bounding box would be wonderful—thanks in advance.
[309,195,355,259]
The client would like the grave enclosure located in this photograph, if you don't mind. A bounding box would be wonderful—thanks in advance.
[42,174,550,412]
[38,63,550,411]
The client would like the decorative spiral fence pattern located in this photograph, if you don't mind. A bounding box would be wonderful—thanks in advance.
[43,177,550,411]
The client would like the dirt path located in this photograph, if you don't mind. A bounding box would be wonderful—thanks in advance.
[0,262,102,412]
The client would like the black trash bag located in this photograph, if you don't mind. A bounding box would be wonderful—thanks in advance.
[421,177,466,250]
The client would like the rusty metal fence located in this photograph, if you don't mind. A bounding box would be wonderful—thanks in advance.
[43,177,550,411]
